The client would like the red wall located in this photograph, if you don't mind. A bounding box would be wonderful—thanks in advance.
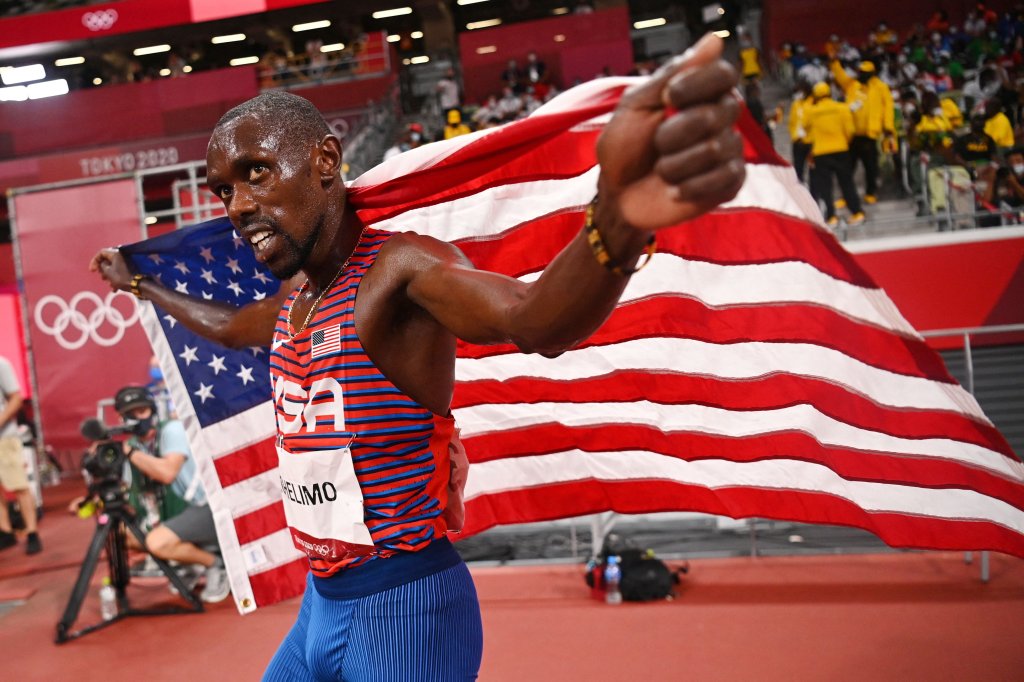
[0,67,260,160]
[850,231,1024,349]
[458,7,633,105]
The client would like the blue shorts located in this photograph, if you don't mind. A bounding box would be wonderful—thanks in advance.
[263,543,483,681]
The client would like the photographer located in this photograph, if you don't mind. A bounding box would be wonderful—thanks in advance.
[110,386,229,603]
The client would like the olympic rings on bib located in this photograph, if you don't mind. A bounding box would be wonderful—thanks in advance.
[34,290,141,350]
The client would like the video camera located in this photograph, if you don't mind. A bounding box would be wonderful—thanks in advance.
[79,417,150,488]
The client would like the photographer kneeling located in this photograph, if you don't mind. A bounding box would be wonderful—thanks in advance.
[112,386,229,604]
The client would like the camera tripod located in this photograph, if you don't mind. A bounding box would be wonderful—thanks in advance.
[55,484,203,644]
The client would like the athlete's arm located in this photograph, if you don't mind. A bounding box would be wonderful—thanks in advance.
[406,35,744,355]
[89,248,299,349]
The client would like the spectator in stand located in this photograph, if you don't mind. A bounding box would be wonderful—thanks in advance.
[739,33,763,82]
[496,86,522,122]
[471,94,500,128]
[797,56,828,92]
[983,99,1015,152]
[524,52,548,91]
[911,91,954,154]
[926,10,951,34]
[830,59,895,204]
[980,147,1024,220]
[870,22,898,48]
[940,94,963,130]
[443,109,472,140]
[436,68,461,126]
[790,43,810,73]
[501,59,523,94]
[744,81,771,142]
[963,65,1001,114]
[954,113,998,173]
[806,81,865,227]
[382,123,425,161]
[788,80,815,188]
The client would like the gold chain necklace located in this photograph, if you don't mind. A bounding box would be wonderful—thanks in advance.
[286,228,364,338]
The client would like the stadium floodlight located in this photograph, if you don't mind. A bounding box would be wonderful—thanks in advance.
[211,34,246,44]
[55,57,86,67]
[372,7,412,19]
[467,18,501,30]
[292,20,331,32]
[0,85,28,101]
[386,34,401,43]
[159,68,171,76]
[457,0,489,5]
[27,78,69,99]
[133,44,171,56]
[551,7,569,14]
[1,63,45,85]
[411,31,423,39]
[321,43,345,53]
[633,18,667,30]
[475,45,497,54]
[713,29,731,38]
[230,56,260,66]
[410,55,430,64]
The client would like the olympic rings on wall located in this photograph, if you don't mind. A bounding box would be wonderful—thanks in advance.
[34,291,141,350]
[81,9,118,32]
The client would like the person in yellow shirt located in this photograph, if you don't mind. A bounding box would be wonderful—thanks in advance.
[739,33,762,82]
[940,96,963,129]
[830,60,895,204]
[806,82,866,227]
[983,99,1015,152]
[443,108,472,140]
[788,81,815,188]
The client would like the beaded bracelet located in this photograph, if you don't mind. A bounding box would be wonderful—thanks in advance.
[583,196,656,277]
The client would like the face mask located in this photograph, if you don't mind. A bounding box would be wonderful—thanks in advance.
[1014,164,1024,175]
[410,132,421,143]
[149,366,163,382]
[903,103,917,115]
[933,108,944,116]
[127,414,156,437]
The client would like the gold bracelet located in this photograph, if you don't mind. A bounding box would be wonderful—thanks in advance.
[583,196,656,276]
[130,274,149,300]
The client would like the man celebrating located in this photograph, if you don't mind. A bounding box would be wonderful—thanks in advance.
[112,385,229,603]
[831,59,895,204]
[0,354,40,555]
[92,34,744,680]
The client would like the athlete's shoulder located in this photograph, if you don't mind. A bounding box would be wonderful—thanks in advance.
[377,230,472,273]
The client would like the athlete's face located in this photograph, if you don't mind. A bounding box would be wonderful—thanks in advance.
[206,115,327,280]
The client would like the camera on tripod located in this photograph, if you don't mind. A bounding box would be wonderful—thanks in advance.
[79,417,150,492]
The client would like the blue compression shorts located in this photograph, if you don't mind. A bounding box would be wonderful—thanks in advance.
[263,540,483,681]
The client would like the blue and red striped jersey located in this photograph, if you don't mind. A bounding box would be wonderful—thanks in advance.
[270,227,453,578]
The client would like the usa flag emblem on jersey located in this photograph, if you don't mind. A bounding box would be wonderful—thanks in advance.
[310,325,341,359]
[123,76,1024,614]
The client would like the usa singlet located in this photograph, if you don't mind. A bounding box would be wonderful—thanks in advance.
[269,227,455,579]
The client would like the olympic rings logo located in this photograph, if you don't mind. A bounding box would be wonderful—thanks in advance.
[82,9,118,32]
[33,291,141,351]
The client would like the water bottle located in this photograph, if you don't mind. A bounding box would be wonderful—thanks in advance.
[99,577,117,621]
[604,555,623,605]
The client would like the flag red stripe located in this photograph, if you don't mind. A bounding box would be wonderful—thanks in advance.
[460,479,1024,558]
[232,499,288,546]
[453,371,1009,456]
[249,557,308,608]
[461,423,1024,511]
[454,208,876,288]
[213,437,276,488]
[456,295,953,384]
[350,96,785,223]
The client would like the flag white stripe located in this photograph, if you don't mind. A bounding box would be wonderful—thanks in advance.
[240,527,303,573]
[369,163,820,241]
[453,401,1018,480]
[517,255,918,336]
[453,338,988,420]
[464,451,1024,532]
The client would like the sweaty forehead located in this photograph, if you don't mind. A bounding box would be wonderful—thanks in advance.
[209,115,284,158]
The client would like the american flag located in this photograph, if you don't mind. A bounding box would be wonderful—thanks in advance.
[311,325,341,359]
[124,77,1024,614]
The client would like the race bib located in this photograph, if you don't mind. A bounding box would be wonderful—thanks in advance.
[277,445,375,561]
